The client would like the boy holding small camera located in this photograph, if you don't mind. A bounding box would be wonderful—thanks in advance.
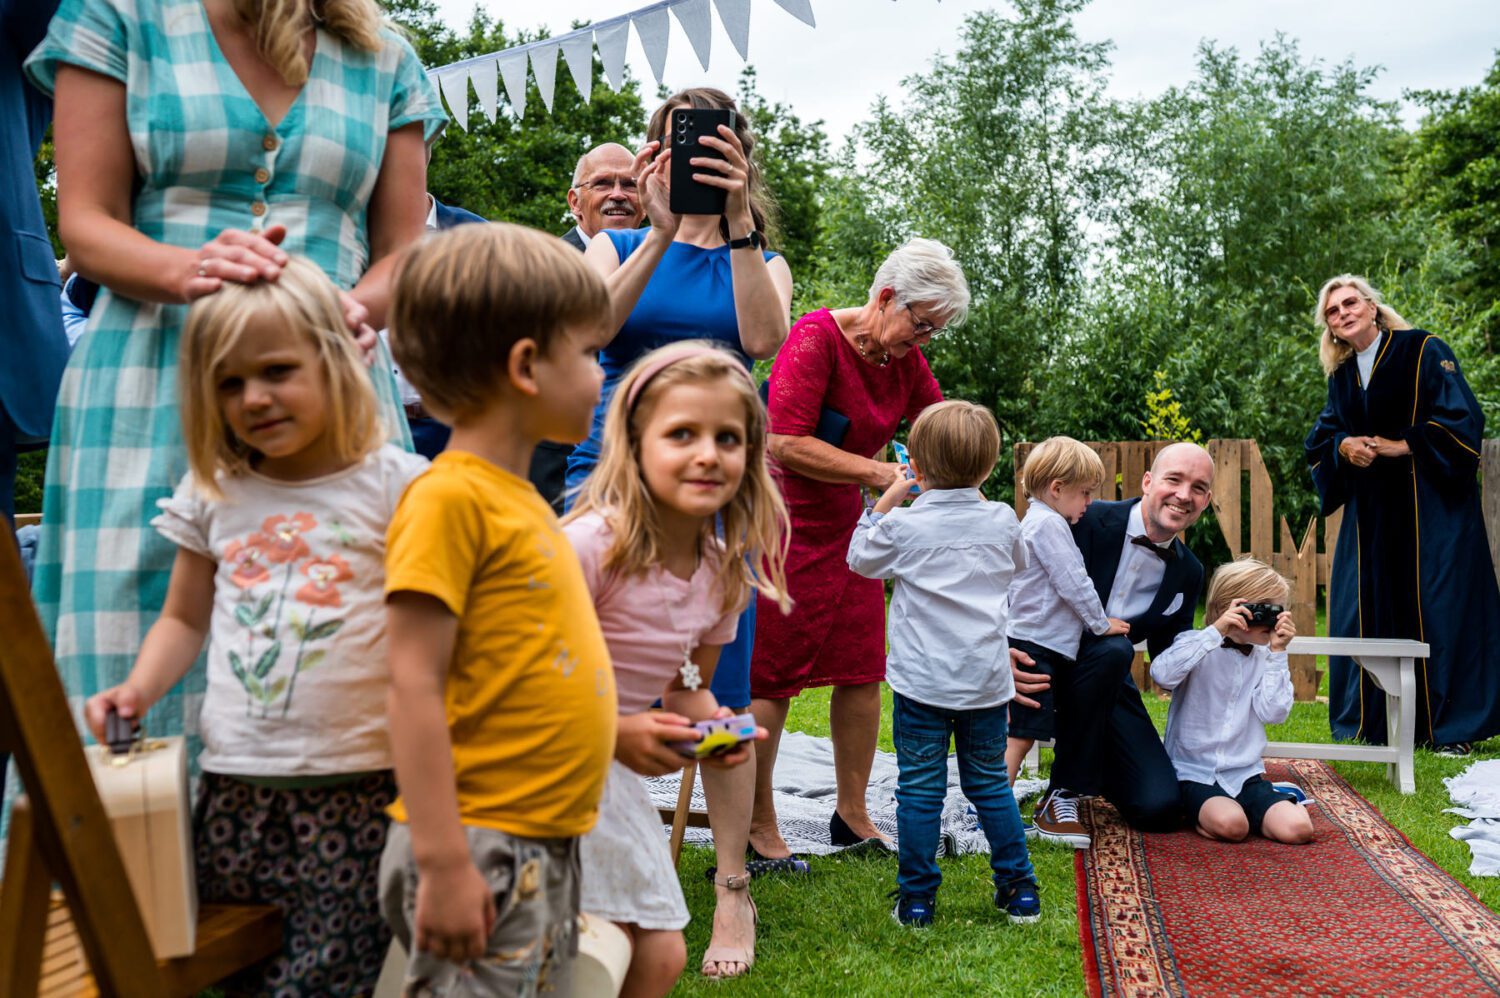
[1149,558,1315,845]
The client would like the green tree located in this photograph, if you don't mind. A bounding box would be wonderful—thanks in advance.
[384,0,646,231]
[822,0,1120,486]
[733,67,832,299]
[1406,51,1500,351]
[1084,36,1419,523]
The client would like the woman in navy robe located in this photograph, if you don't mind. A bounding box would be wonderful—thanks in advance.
[1305,274,1500,752]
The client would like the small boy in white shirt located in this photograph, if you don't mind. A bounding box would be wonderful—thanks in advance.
[847,400,1039,929]
[1004,437,1130,804]
[1149,558,1314,844]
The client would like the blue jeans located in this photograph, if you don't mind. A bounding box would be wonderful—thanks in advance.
[892,691,1035,900]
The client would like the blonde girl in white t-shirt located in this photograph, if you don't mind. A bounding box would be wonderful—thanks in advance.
[83,257,426,997]
[562,343,791,992]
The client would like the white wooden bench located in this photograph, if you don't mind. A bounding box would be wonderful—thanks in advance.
[1019,636,1429,795]
[1262,636,1428,794]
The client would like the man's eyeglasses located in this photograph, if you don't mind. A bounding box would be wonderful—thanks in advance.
[905,303,948,338]
[575,176,639,196]
[1323,295,1365,322]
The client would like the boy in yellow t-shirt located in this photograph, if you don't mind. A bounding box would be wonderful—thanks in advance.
[378,223,617,995]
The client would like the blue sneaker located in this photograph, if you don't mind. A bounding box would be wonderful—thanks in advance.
[1270,781,1309,805]
[890,892,935,928]
[995,882,1042,924]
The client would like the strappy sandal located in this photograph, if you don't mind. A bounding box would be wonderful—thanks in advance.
[700,872,757,980]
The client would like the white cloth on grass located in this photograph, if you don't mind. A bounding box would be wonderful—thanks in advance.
[644,730,1045,857]
[1445,760,1500,876]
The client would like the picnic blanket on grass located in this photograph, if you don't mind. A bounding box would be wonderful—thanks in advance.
[645,730,1045,855]
[1080,759,1500,997]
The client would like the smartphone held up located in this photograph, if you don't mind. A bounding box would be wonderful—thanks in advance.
[669,107,732,215]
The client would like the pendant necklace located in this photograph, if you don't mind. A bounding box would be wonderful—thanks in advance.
[656,563,701,691]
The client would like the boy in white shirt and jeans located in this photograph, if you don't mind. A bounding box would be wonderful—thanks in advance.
[1149,558,1314,844]
[847,400,1040,928]
[1004,438,1130,847]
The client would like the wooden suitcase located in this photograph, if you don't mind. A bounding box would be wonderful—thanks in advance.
[86,736,198,958]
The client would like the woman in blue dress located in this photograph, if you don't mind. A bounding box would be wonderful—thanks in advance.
[25,0,444,766]
[575,87,794,981]
[1305,274,1500,753]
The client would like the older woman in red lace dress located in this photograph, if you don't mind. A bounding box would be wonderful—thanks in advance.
[748,238,970,857]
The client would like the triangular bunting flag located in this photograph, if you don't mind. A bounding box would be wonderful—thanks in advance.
[436,67,470,133]
[771,0,815,28]
[560,32,594,99]
[632,6,671,85]
[671,0,713,71]
[530,42,560,112]
[595,21,630,92]
[497,50,529,116]
[713,0,752,61]
[469,58,499,123]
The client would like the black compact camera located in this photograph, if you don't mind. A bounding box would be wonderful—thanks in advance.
[1241,603,1284,629]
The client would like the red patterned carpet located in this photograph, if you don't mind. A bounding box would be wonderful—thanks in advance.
[1077,759,1500,997]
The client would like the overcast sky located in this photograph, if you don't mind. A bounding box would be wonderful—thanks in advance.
[429,1,1498,141]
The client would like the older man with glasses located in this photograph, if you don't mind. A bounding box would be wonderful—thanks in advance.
[562,142,644,251]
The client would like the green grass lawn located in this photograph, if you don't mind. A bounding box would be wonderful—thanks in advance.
[667,680,1500,996]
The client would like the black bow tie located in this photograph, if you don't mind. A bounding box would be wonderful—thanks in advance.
[1222,637,1254,656]
[1131,534,1177,562]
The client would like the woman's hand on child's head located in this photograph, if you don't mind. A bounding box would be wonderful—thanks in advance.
[414,859,495,964]
[83,684,146,743]
[615,711,696,777]
[1270,611,1296,653]
[1213,598,1253,637]
[185,225,289,300]
[1105,617,1131,637]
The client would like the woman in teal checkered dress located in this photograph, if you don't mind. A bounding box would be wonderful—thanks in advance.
[24,0,446,762]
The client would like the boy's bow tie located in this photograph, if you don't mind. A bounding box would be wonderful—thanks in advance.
[1221,637,1254,656]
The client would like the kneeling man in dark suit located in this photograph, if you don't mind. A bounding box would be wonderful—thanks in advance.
[1016,442,1214,843]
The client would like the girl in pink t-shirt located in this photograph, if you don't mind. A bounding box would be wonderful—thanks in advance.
[563,343,791,991]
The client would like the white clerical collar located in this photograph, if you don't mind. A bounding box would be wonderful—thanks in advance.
[425,194,437,232]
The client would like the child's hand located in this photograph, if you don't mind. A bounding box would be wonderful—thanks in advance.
[616,711,697,776]
[1270,611,1296,652]
[697,705,767,771]
[1212,598,1253,637]
[1105,617,1130,637]
[414,859,495,964]
[84,683,149,744]
[873,468,917,514]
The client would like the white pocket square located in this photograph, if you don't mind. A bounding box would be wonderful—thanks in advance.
[1163,593,1184,616]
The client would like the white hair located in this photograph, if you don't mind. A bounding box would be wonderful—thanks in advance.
[868,238,971,326]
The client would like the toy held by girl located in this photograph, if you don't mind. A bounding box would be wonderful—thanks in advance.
[562,343,792,991]
[1003,437,1130,800]
[845,400,1041,928]
[82,257,428,996]
[1149,557,1314,845]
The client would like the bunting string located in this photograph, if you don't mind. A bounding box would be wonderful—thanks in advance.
[427,0,818,127]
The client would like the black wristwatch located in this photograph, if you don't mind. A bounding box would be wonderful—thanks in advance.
[727,230,764,250]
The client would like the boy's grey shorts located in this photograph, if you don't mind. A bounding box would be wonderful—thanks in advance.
[379,821,581,997]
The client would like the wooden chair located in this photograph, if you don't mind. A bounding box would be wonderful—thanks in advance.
[0,528,281,995]
[659,760,711,866]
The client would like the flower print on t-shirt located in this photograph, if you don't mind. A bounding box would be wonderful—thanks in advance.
[223,512,352,718]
